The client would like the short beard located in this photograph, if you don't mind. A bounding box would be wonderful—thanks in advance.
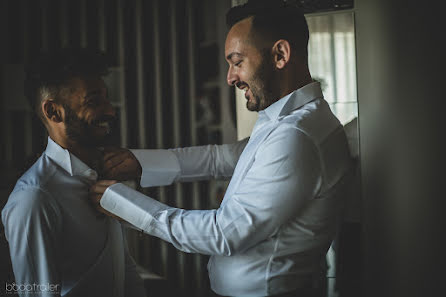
[63,104,108,148]
[247,51,278,112]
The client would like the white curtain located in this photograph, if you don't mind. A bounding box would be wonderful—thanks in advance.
[307,11,358,125]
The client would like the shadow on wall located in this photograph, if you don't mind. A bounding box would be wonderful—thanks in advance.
[336,116,362,297]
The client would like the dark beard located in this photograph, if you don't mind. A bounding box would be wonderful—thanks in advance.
[248,52,278,112]
[63,104,112,147]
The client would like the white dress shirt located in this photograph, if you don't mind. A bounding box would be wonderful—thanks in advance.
[101,82,353,296]
[1,137,146,297]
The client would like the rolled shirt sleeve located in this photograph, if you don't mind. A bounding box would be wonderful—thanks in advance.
[130,138,248,188]
[1,187,62,297]
[102,128,321,256]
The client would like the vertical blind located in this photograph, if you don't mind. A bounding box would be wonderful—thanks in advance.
[1,0,235,296]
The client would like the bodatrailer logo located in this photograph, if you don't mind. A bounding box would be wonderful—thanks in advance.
[5,282,60,295]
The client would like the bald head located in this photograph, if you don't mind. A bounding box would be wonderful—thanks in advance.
[224,2,313,112]
[226,0,309,64]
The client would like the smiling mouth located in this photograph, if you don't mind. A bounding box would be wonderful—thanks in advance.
[96,121,110,129]
[236,83,250,100]
[92,120,112,134]
[243,88,250,99]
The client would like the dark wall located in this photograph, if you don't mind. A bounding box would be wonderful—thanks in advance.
[356,0,445,296]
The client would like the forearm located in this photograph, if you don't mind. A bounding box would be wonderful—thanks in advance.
[100,130,320,256]
[101,184,233,256]
[100,169,308,257]
[171,139,248,182]
[131,138,248,187]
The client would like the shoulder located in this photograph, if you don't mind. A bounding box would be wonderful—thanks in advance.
[14,154,58,191]
[2,185,62,230]
[281,98,343,144]
[258,123,318,164]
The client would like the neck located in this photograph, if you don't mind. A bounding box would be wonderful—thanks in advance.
[49,132,102,171]
[278,65,313,99]
[67,142,102,171]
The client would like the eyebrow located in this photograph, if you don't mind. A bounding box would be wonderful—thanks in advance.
[84,89,105,99]
[226,52,243,61]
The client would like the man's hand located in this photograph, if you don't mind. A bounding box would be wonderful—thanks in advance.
[102,147,142,181]
[89,180,122,220]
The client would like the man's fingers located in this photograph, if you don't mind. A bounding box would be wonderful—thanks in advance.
[102,167,124,180]
[101,148,141,181]
[103,146,121,153]
[102,158,131,178]
[103,149,124,162]
[91,197,123,221]
[103,151,118,163]
[93,180,117,187]
[103,153,127,170]
[88,180,123,222]
[90,180,117,194]
[90,193,103,205]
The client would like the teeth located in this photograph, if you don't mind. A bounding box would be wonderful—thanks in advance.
[97,122,111,134]
[97,122,110,134]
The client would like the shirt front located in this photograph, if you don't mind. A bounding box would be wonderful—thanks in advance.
[1,138,146,297]
[101,82,352,296]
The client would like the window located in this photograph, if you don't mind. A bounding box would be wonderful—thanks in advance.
[307,11,358,125]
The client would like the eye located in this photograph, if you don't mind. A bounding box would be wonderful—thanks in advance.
[85,97,100,106]
[234,60,243,67]
[85,99,95,106]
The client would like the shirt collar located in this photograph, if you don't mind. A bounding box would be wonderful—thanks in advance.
[44,137,98,180]
[262,81,323,121]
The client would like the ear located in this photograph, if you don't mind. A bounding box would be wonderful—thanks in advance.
[42,99,64,123]
[272,39,291,70]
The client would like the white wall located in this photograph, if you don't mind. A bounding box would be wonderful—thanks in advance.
[235,88,258,140]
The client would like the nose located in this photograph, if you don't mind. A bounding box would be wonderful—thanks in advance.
[227,67,239,86]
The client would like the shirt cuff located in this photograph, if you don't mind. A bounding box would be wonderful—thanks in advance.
[130,149,181,187]
[100,183,170,232]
